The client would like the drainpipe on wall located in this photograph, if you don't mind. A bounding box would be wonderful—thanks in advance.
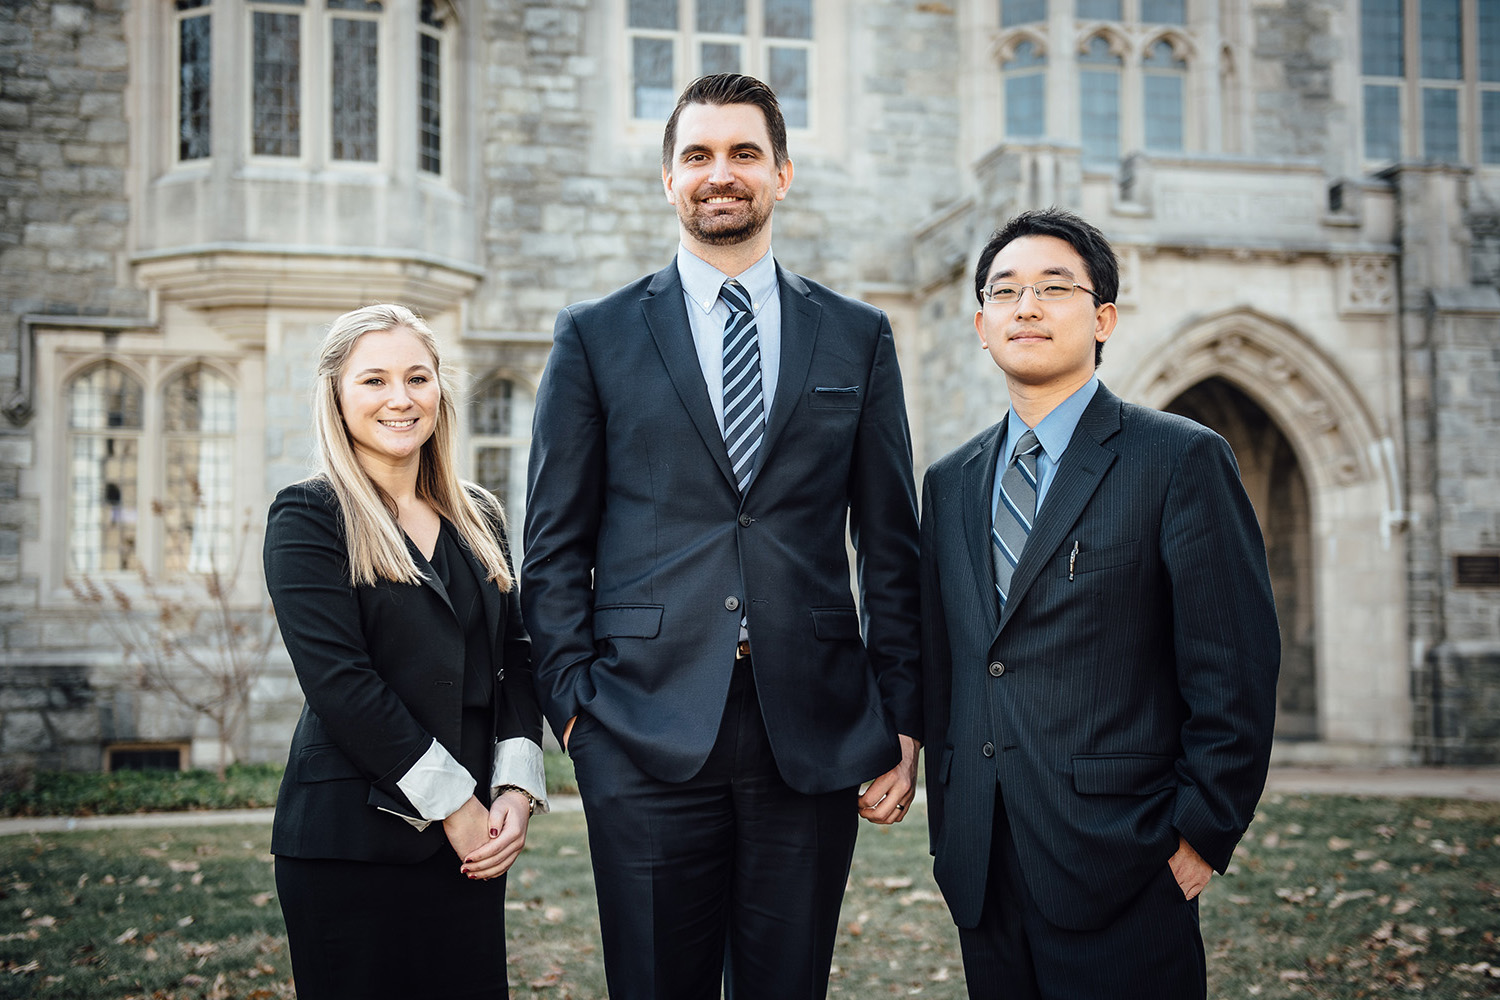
[5,313,159,427]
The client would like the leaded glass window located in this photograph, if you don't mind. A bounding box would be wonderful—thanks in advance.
[471,376,534,545]
[1419,0,1462,80]
[1143,39,1186,152]
[1004,40,1046,139]
[1422,86,1460,159]
[332,16,379,162]
[162,367,236,575]
[1079,36,1121,165]
[627,1,815,126]
[1076,0,1121,20]
[1364,83,1402,159]
[633,36,677,119]
[419,0,448,174]
[176,0,212,161]
[1001,0,1045,27]
[768,45,808,128]
[252,8,302,157]
[68,365,144,574]
[1140,0,1185,24]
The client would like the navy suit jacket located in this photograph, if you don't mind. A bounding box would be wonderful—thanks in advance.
[920,383,1279,931]
[522,260,921,794]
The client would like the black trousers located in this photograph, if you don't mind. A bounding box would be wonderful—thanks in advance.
[957,793,1206,1000]
[570,656,859,1000]
[275,849,508,1000]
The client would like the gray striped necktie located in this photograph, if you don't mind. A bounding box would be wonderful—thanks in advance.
[992,429,1042,609]
[720,279,765,492]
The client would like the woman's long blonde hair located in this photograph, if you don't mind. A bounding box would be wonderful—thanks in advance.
[311,303,513,591]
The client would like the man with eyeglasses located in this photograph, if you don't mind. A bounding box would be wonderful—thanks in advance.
[918,207,1279,999]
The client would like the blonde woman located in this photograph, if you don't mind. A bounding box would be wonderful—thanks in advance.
[264,304,547,1000]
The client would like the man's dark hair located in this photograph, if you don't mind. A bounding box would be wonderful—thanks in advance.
[662,73,789,169]
[973,207,1119,368]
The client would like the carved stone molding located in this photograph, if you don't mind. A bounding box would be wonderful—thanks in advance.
[1338,255,1397,316]
[1124,308,1384,493]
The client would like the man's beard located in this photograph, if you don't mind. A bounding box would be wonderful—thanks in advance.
[680,189,771,246]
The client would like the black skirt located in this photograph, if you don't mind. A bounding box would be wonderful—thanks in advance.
[275,850,509,1000]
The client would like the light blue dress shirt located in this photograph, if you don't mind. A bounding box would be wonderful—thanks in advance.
[676,244,782,432]
[992,376,1100,523]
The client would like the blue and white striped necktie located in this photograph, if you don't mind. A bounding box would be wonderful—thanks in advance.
[719,279,765,492]
[992,429,1041,610]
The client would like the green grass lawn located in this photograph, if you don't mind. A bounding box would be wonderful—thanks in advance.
[1,793,1497,999]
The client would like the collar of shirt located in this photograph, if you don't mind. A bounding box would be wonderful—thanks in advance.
[675,244,782,433]
[676,243,778,317]
[995,375,1100,517]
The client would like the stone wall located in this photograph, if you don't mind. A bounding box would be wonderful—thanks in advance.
[0,1,146,770]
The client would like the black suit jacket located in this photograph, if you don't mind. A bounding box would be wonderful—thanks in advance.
[920,383,1279,931]
[522,260,921,794]
[265,479,542,863]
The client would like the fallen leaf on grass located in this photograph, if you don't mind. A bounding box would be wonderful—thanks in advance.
[1328,889,1375,909]
[249,891,274,907]
[929,967,950,982]
[557,846,579,856]
[168,860,200,873]
[1326,837,1352,851]
[1391,898,1417,915]
[542,906,565,923]
[177,915,194,927]
[115,927,138,944]
[1278,970,1308,981]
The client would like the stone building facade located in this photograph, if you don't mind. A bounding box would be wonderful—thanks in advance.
[0,0,1495,771]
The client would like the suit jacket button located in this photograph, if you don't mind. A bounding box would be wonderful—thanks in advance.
[738,513,752,527]
[724,596,740,611]
[982,742,995,757]
[496,668,505,682]
[988,661,1005,677]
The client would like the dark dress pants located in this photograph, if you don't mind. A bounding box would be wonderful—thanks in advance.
[570,656,860,1000]
[957,792,1206,1000]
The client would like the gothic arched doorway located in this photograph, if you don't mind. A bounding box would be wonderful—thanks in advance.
[1165,378,1317,740]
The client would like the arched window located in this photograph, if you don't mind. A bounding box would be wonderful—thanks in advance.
[68,364,144,573]
[1079,35,1122,165]
[471,375,535,536]
[1004,40,1047,139]
[161,366,236,574]
[1143,39,1186,151]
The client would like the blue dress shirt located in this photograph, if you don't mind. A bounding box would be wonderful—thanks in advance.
[676,244,781,433]
[992,376,1101,524]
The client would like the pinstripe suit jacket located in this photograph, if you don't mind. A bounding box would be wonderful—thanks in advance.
[919,382,1279,931]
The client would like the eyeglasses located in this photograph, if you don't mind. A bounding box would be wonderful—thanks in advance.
[982,280,1100,306]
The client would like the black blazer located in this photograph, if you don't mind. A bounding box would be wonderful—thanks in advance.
[920,383,1279,931]
[264,479,542,863]
[522,261,921,795]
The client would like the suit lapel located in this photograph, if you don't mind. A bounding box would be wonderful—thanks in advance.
[640,264,739,491]
[961,420,1006,637]
[997,386,1123,633]
[408,534,456,618]
[754,266,820,490]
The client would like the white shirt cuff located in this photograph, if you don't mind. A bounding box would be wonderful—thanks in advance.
[489,737,550,813]
[395,739,476,825]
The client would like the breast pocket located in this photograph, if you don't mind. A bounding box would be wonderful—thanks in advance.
[807,385,862,410]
